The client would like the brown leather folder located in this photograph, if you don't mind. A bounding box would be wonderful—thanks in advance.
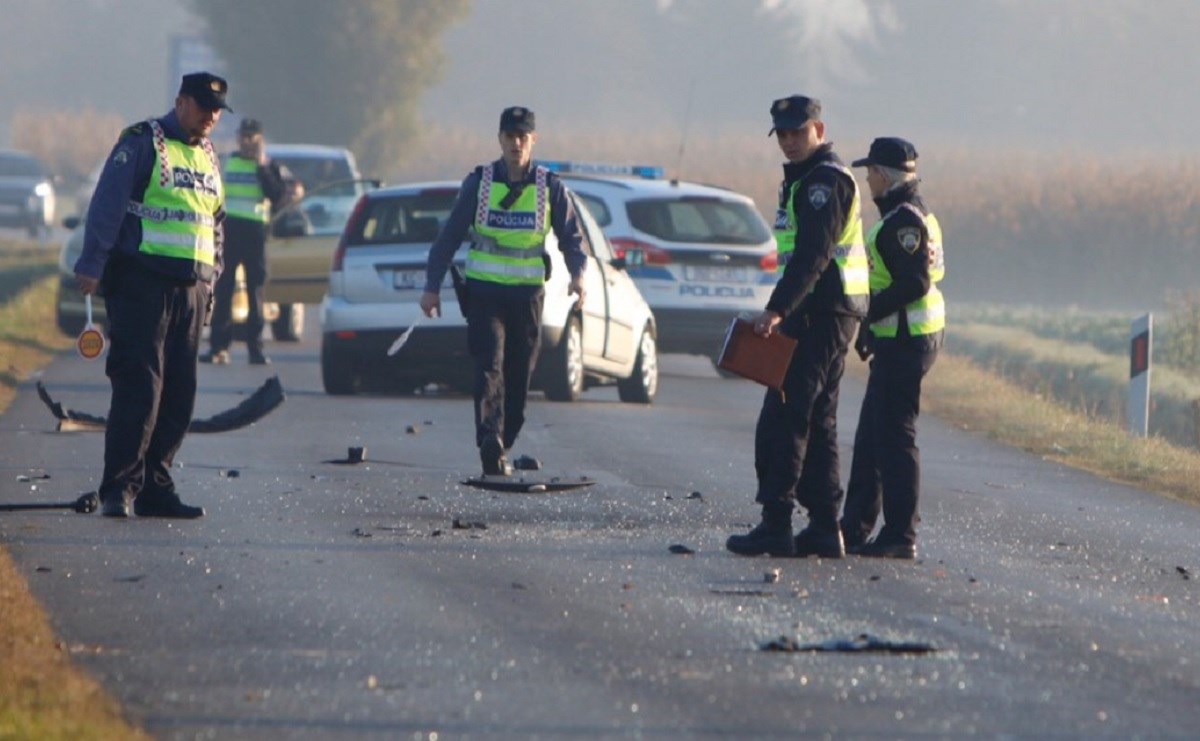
[716,317,797,390]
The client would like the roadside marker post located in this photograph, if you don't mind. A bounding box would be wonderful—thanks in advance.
[1127,313,1152,437]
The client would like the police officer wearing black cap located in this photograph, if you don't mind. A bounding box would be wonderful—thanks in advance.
[420,106,587,476]
[839,137,945,559]
[202,117,295,365]
[74,71,231,518]
[726,95,870,558]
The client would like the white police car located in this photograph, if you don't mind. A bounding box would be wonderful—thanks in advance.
[547,162,776,358]
[319,180,658,402]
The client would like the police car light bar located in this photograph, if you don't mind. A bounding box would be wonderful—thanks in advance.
[539,161,664,179]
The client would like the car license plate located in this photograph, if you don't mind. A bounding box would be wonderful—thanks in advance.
[392,269,425,290]
[684,265,748,282]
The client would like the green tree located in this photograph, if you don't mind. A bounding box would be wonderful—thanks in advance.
[188,0,469,173]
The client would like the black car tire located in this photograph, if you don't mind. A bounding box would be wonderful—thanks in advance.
[543,316,583,402]
[272,304,304,342]
[617,325,658,404]
[321,342,358,396]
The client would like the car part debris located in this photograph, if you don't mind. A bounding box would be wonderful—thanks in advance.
[325,446,367,465]
[451,518,487,530]
[461,476,594,493]
[668,544,695,555]
[0,491,99,514]
[710,589,773,597]
[512,455,541,471]
[37,376,285,433]
[764,568,781,584]
[760,633,937,654]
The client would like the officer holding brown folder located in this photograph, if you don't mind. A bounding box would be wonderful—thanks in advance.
[725,94,869,559]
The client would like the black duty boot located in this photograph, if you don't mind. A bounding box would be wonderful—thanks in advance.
[480,436,511,476]
[793,525,845,559]
[133,495,205,519]
[100,494,129,518]
[854,538,917,560]
[726,520,795,557]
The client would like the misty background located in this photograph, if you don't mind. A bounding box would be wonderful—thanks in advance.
[2,0,1198,308]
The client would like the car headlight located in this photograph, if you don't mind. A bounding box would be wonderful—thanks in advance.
[34,182,53,197]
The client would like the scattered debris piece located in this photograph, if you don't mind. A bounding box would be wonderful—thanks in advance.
[461,476,594,493]
[16,474,51,483]
[764,569,781,584]
[325,446,367,465]
[1177,566,1191,580]
[423,420,434,426]
[710,589,773,597]
[869,575,882,582]
[668,544,695,555]
[687,491,704,500]
[352,528,373,538]
[114,574,146,583]
[220,469,240,479]
[512,455,541,471]
[430,529,443,537]
[511,582,527,590]
[452,518,487,530]
[35,566,51,573]
[0,492,98,514]
[406,425,420,435]
[38,377,284,433]
[417,495,429,501]
[760,633,937,654]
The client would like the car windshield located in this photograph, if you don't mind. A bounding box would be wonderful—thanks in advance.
[348,190,459,245]
[274,155,357,196]
[0,153,45,178]
[626,196,770,245]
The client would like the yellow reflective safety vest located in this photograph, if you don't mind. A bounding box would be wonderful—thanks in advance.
[773,161,870,297]
[465,164,551,286]
[222,154,269,223]
[127,120,221,270]
[867,202,945,338]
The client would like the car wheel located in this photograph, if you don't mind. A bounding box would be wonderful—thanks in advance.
[321,341,358,395]
[543,316,583,402]
[272,304,304,342]
[617,325,658,404]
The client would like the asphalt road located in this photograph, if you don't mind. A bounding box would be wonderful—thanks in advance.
[2,317,1199,739]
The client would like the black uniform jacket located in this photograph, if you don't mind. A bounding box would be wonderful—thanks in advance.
[866,181,934,337]
[765,143,866,338]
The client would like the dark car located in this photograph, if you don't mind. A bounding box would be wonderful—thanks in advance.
[0,149,56,238]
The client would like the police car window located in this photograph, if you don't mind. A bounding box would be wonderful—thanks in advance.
[575,193,612,227]
[350,193,455,245]
[627,198,770,245]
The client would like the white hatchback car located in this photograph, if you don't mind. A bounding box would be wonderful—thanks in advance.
[319,181,658,402]
[549,163,777,359]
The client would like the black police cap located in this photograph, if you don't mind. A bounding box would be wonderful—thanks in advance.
[179,71,231,112]
[499,106,535,133]
[768,95,821,136]
[852,137,919,172]
[238,118,263,135]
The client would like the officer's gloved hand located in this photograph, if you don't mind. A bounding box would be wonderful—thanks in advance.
[854,321,873,361]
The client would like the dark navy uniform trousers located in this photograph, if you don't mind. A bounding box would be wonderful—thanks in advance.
[841,331,942,546]
[99,259,206,505]
[209,217,268,354]
[465,280,544,450]
[755,312,858,531]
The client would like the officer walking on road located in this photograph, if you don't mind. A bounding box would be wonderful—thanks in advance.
[419,106,587,476]
[202,117,294,365]
[726,95,869,558]
[73,72,230,519]
[840,137,945,559]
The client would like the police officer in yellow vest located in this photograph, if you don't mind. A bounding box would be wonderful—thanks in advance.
[726,95,869,558]
[420,106,587,475]
[74,72,230,518]
[202,117,293,365]
[840,137,945,559]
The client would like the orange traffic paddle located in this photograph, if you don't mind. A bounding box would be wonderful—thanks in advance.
[76,295,106,361]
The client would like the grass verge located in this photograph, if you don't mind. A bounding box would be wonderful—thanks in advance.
[0,253,150,740]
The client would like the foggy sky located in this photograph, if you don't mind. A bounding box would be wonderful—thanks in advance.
[2,0,1198,157]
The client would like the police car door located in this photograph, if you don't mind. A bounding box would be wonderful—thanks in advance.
[577,199,636,365]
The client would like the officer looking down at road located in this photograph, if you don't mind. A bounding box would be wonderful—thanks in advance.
[840,137,945,559]
[726,94,869,559]
[73,72,229,519]
[202,117,296,366]
[420,106,587,476]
